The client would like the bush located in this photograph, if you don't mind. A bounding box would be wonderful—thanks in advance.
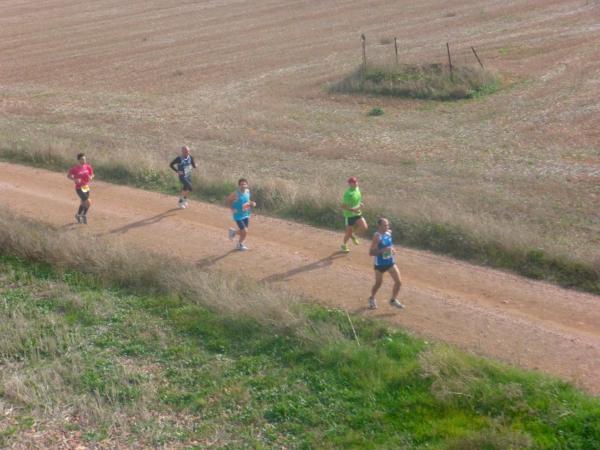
[367,107,384,116]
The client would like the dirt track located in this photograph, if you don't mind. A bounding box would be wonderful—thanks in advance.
[1,161,598,394]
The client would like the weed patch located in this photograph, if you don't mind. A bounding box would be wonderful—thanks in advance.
[330,64,501,101]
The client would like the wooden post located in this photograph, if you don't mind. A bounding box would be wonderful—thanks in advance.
[446,42,453,81]
[394,37,399,66]
[361,34,367,77]
[471,46,484,69]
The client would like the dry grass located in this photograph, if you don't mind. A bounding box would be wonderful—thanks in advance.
[0,209,313,334]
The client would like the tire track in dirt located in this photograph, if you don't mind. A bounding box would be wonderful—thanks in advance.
[1,162,599,394]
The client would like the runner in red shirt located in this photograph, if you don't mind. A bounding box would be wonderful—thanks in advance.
[67,153,94,224]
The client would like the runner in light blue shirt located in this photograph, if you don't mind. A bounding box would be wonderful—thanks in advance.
[227,178,256,251]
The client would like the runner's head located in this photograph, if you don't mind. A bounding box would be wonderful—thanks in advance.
[348,176,358,188]
[238,178,249,192]
[77,153,86,164]
[377,217,390,233]
[181,145,190,157]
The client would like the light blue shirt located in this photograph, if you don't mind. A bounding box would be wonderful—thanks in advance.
[232,189,251,221]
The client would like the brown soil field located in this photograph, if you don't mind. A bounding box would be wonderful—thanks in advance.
[1,162,599,395]
[0,0,598,269]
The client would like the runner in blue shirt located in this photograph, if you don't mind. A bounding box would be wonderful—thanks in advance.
[227,178,256,251]
[368,218,404,310]
[169,145,197,209]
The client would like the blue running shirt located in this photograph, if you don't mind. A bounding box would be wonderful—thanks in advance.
[374,231,395,266]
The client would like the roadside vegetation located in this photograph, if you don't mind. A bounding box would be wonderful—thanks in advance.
[1,145,598,295]
[329,64,501,101]
[1,210,600,449]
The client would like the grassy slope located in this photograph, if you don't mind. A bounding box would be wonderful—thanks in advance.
[1,256,599,448]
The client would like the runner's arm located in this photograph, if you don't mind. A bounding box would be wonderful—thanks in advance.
[368,235,380,256]
[341,199,362,213]
[369,235,392,256]
[191,156,197,169]
[341,200,355,211]
[169,157,181,173]
[226,192,236,209]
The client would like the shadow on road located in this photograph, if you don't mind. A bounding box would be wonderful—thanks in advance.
[261,251,347,283]
[108,208,179,235]
[196,249,238,269]
[59,222,79,229]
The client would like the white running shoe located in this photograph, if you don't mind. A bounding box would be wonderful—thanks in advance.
[389,299,404,309]
[228,228,236,240]
[178,198,185,209]
[368,297,377,310]
[75,214,82,224]
[237,243,248,251]
[81,215,87,225]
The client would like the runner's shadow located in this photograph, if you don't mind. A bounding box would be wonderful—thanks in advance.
[196,250,237,269]
[261,251,347,283]
[59,222,79,230]
[108,208,179,235]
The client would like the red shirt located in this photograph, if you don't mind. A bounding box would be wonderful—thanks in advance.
[68,163,94,189]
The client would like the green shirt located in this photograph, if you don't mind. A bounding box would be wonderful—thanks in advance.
[342,187,362,218]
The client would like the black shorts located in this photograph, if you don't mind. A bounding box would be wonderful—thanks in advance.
[374,264,395,273]
[345,215,362,227]
[179,176,192,192]
[235,218,249,230]
[76,188,90,201]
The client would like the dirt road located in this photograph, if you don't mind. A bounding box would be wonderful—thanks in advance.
[1,161,599,394]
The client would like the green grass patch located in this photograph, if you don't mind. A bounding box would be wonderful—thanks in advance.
[368,106,385,116]
[0,147,598,295]
[329,64,501,101]
[1,255,599,448]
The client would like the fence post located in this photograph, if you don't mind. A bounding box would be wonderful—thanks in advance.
[446,42,453,81]
[394,37,399,66]
[471,46,484,69]
[361,34,367,77]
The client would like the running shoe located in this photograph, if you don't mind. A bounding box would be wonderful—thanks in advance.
[351,235,360,245]
[75,214,82,224]
[237,243,249,251]
[228,228,236,240]
[178,198,185,209]
[368,297,377,309]
[389,299,404,309]
[81,215,88,225]
[340,244,350,253]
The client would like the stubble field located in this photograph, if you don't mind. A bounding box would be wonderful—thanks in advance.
[0,0,599,269]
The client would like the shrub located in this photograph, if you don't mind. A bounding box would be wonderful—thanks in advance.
[367,107,384,116]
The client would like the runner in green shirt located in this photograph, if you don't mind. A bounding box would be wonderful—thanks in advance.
[340,176,368,253]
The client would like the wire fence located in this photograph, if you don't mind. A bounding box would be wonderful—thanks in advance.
[358,34,489,71]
